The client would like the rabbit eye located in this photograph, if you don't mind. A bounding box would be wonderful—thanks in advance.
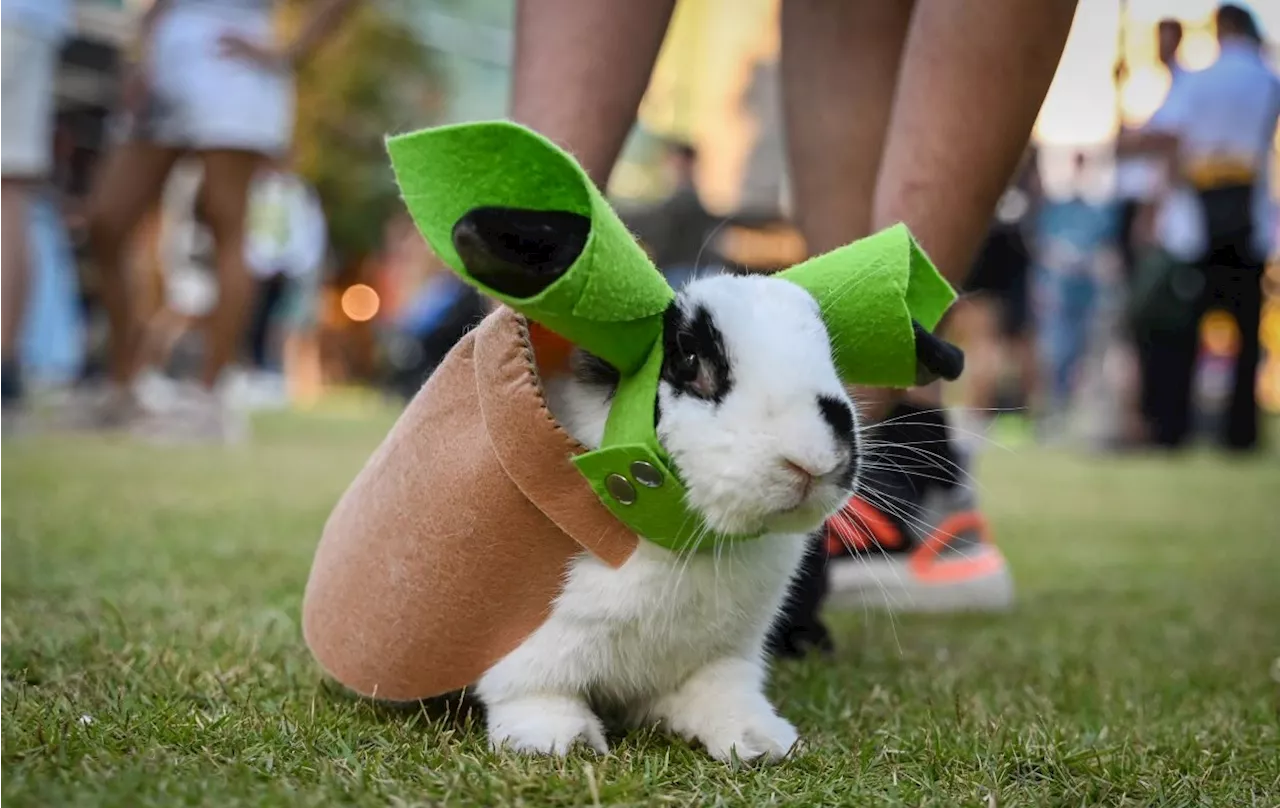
[673,334,700,381]
[672,336,716,398]
[689,360,715,398]
[662,301,733,403]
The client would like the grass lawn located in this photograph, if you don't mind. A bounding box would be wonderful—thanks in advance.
[3,403,1278,807]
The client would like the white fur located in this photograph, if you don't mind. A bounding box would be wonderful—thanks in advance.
[477,275,859,763]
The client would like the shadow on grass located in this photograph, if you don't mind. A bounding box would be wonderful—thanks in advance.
[318,677,486,730]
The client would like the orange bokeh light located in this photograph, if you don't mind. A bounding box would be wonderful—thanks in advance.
[1200,310,1240,358]
[341,283,380,323]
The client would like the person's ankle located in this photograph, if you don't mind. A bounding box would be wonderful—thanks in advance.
[868,400,963,491]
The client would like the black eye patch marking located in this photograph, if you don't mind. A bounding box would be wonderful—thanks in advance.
[661,300,733,404]
[818,395,859,490]
[817,395,854,438]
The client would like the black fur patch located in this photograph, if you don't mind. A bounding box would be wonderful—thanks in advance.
[569,348,663,426]
[818,395,859,490]
[660,300,733,404]
[817,395,854,438]
[570,349,620,399]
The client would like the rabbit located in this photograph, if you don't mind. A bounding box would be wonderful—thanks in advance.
[451,208,964,763]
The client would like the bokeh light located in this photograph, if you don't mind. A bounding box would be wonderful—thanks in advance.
[1179,28,1220,70]
[1119,66,1172,128]
[1201,310,1240,358]
[341,283,381,323]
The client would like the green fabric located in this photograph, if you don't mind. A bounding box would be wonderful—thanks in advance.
[386,120,672,375]
[385,120,958,553]
[569,333,745,548]
[776,224,955,388]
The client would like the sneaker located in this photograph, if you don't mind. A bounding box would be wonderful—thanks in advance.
[130,380,250,445]
[135,367,185,413]
[225,369,289,412]
[46,381,145,433]
[826,405,1014,613]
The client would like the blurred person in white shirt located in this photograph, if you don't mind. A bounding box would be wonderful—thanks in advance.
[1121,3,1279,452]
[62,0,359,444]
[236,159,327,410]
[2,0,73,420]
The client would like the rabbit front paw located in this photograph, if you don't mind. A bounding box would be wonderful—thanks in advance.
[647,657,799,764]
[485,694,608,757]
[691,707,799,763]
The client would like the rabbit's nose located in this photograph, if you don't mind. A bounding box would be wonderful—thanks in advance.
[782,458,820,497]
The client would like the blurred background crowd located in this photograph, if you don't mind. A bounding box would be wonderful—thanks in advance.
[2,0,1278,453]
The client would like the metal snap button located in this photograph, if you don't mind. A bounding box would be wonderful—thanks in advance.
[630,460,663,488]
[605,473,637,505]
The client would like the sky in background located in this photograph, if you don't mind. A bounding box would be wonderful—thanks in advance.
[1037,0,1279,145]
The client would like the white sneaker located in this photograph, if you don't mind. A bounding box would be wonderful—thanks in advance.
[130,381,250,445]
[46,382,144,433]
[135,368,184,413]
[223,368,289,412]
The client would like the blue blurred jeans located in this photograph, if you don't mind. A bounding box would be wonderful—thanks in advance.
[20,192,85,386]
[1032,268,1097,410]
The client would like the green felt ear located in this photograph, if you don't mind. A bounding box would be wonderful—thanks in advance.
[777,224,956,388]
[386,120,674,375]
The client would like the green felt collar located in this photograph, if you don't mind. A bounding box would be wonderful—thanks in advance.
[386,120,957,553]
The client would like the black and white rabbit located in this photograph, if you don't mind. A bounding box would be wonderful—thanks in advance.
[454,209,962,763]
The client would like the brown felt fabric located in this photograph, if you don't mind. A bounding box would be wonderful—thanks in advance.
[302,308,639,701]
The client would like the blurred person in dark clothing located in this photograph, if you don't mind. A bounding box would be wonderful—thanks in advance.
[1117,18,1187,279]
[1114,17,1190,448]
[385,270,486,400]
[625,140,724,289]
[376,213,485,400]
[1121,4,1279,452]
[947,146,1040,446]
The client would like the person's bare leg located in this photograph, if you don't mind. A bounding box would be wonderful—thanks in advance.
[872,0,1076,281]
[779,0,1075,620]
[768,0,916,653]
[197,149,263,390]
[511,0,676,187]
[1,180,32,363]
[882,1,1075,422]
[947,296,1001,416]
[85,141,183,386]
[781,0,914,258]
[780,0,915,427]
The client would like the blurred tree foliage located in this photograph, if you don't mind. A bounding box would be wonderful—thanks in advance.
[282,0,444,266]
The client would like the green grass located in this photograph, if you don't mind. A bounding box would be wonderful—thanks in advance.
[3,405,1279,807]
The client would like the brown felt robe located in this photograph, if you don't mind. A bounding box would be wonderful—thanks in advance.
[302,307,639,701]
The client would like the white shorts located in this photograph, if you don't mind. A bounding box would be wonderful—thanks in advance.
[1,24,62,177]
[120,5,294,155]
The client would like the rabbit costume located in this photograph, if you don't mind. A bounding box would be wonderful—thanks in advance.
[302,121,963,759]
